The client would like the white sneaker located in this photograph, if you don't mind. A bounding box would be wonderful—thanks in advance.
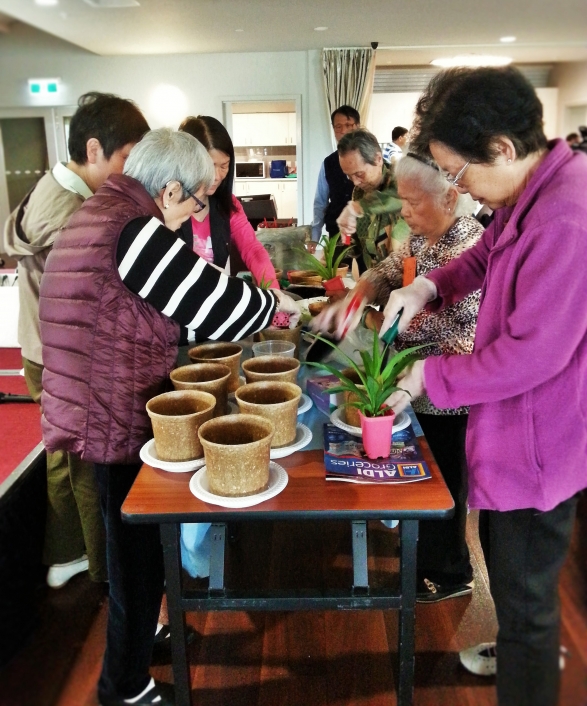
[46,555,89,588]
[459,642,568,676]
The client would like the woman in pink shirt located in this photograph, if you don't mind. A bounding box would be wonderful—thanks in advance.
[179,115,278,288]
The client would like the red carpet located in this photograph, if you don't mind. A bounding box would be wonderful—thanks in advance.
[0,349,42,486]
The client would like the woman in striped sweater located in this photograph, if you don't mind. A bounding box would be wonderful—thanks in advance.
[39,128,299,706]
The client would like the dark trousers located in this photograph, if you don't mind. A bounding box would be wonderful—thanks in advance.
[416,413,472,585]
[94,463,165,701]
[479,495,578,706]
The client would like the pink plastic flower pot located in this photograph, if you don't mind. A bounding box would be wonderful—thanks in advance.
[359,409,395,460]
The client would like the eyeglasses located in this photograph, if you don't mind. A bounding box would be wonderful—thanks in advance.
[445,161,470,188]
[182,184,206,213]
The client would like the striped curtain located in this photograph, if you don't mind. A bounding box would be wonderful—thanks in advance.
[321,47,376,139]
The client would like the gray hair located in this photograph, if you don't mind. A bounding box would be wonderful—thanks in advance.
[123,127,214,198]
[395,152,476,217]
[337,128,381,166]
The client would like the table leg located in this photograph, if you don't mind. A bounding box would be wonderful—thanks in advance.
[209,523,226,594]
[160,523,192,706]
[397,519,419,706]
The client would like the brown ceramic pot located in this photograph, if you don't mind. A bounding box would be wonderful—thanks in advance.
[257,321,302,358]
[188,342,243,393]
[235,381,301,447]
[198,414,274,497]
[146,390,216,462]
[341,367,365,428]
[308,300,327,317]
[170,363,231,416]
[335,264,349,279]
[241,355,300,384]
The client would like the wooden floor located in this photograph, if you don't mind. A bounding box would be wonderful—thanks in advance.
[1,498,585,706]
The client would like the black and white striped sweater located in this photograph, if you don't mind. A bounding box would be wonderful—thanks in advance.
[117,216,277,341]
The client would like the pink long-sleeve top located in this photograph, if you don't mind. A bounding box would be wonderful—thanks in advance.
[191,195,279,288]
[423,139,587,512]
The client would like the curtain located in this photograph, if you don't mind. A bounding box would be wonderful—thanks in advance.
[321,48,376,135]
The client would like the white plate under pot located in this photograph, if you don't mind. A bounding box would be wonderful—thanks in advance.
[329,408,410,437]
[189,462,288,508]
[139,439,206,473]
[270,423,312,459]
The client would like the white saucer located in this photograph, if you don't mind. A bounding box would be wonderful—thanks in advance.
[329,408,410,437]
[228,375,246,399]
[270,423,312,459]
[189,461,288,508]
[297,393,312,415]
[139,438,206,473]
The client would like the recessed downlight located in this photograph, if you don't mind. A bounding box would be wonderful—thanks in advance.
[500,36,517,43]
[35,0,59,6]
[431,54,512,68]
[235,28,244,32]
[314,27,328,31]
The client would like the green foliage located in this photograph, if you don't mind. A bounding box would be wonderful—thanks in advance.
[306,330,429,417]
[295,233,352,281]
[256,271,275,289]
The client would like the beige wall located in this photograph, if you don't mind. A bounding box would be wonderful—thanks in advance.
[551,61,587,135]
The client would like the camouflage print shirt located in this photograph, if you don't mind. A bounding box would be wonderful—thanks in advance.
[351,162,404,269]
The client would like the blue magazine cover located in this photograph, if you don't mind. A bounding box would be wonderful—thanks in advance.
[323,423,431,484]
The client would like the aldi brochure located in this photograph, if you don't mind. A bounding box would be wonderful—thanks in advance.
[323,423,431,484]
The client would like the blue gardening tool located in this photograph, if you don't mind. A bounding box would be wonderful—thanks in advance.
[380,308,403,367]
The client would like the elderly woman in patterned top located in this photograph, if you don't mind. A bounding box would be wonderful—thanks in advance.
[315,152,484,604]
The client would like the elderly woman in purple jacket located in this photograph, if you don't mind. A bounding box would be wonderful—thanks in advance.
[376,67,587,706]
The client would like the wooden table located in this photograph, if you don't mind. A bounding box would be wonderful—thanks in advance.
[122,440,454,706]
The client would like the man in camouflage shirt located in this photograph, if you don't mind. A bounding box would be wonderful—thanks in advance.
[337,129,406,271]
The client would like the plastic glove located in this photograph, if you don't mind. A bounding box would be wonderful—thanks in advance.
[272,289,302,329]
[384,359,426,415]
[336,200,363,240]
[381,275,437,337]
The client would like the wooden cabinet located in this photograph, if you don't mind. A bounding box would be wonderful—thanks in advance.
[232,113,296,147]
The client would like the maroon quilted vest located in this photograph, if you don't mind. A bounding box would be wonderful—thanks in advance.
[39,174,180,464]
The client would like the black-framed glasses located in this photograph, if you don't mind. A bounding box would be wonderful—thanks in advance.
[182,184,206,213]
[445,161,470,188]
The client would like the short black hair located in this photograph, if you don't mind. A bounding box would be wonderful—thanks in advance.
[337,128,381,165]
[331,105,361,126]
[179,115,236,219]
[68,92,149,165]
[566,132,580,142]
[410,66,547,163]
[391,126,408,142]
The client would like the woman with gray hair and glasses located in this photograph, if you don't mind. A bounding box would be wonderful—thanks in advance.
[39,127,300,706]
[314,151,483,604]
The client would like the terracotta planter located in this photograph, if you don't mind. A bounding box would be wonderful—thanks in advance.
[235,381,301,447]
[323,276,346,294]
[359,409,395,460]
[188,342,242,393]
[242,355,300,384]
[146,390,216,462]
[198,414,274,497]
[288,269,323,286]
[170,363,231,416]
[257,321,302,358]
[308,300,327,317]
[336,264,349,279]
[341,367,365,428]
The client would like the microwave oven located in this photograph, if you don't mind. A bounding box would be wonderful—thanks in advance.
[235,161,265,179]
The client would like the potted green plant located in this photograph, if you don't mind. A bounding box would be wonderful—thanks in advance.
[291,233,352,292]
[306,330,428,459]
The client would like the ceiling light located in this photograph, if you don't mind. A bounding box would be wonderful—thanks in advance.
[500,36,517,43]
[35,0,59,6]
[83,0,140,7]
[314,27,328,31]
[235,28,244,32]
[431,54,512,68]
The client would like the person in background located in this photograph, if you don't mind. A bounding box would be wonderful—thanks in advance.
[565,132,582,147]
[336,128,402,271]
[573,125,587,154]
[39,128,300,706]
[382,125,409,164]
[379,66,586,706]
[178,115,278,287]
[310,105,360,248]
[0,92,149,589]
[314,152,483,602]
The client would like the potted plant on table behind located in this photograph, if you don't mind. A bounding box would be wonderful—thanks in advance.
[290,233,352,296]
[306,330,428,459]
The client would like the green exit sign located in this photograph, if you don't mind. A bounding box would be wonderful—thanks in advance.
[28,78,60,96]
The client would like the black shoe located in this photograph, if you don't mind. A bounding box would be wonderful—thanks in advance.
[100,679,175,706]
[416,578,474,603]
[152,624,197,662]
